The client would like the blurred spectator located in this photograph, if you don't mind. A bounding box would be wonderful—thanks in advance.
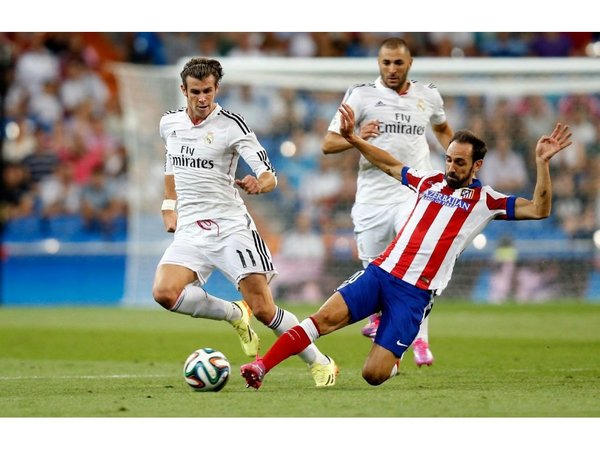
[564,32,596,56]
[21,128,59,183]
[87,112,119,156]
[309,91,342,123]
[126,32,167,65]
[559,94,600,148]
[298,155,344,217]
[552,170,587,234]
[270,212,326,303]
[14,32,60,96]
[103,94,125,145]
[562,203,597,239]
[427,32,476,57]
[278,127,322,188]
[226,33,266,57]
[161,32,198,64]
[28,79,63,129]
[196,33,221,57]
[259,32,287,56]
[3,115,37,163]
[269,87,311,138]
[479,32,529,57]
[549,115,588,173]
[478,135,529,195]
[80,164,127,235]
[285,32,317,57]
[220,84,273,137]
[58,132,104,185]
[516,95,558,147]
[38,164,81,218]
[312,32,347,57]
[529,32,572,57]
[60,56,109,116]
[1,162,36,220]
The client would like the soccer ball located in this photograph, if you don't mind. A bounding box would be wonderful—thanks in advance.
[183,348,231,392]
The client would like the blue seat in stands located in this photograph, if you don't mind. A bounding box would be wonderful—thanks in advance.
[2,216,43,241]
[45,215,88,241]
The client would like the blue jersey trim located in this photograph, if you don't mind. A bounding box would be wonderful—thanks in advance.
[506,195,517,220]
[401,166,410,186]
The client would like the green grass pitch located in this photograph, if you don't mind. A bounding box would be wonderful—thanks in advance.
[1,302,599,419]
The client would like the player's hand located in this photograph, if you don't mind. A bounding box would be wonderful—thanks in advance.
[162,210,177,233]
[236,175,261,194]
[359,119,380,140]
[535,123,572,163]
[338,103,357,143]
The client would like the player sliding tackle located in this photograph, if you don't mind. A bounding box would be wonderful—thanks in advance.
[241,103,572,389]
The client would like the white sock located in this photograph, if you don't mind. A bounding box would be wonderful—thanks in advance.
[171,284,242,321]
[415,315,429,342]
[390,359,400,377]
[268,306,329,366]
[299,317,319,342]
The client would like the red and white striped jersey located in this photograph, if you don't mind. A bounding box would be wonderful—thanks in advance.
[373,167,517,295]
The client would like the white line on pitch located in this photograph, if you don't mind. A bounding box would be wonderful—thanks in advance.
[0,374,172,380]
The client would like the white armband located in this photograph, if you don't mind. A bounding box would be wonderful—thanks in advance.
[161,199,177,211]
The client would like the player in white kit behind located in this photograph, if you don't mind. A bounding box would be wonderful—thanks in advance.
[322,37,454,366]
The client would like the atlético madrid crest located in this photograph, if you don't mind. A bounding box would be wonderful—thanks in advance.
[461,188,474,199]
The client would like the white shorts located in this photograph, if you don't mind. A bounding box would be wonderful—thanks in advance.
[159,214,277,288]
[351,201,415,266]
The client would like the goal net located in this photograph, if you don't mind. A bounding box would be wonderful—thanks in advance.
[113,57,600,306]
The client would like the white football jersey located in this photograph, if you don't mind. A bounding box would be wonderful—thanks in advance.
[328,77,447,205]
[159,104,276,226]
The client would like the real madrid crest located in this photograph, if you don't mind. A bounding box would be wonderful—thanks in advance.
[417,99,426,112]
[204,132,214,145]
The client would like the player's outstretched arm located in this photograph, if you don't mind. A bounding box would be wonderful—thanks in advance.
[514,123,572,220]
[322,120,381,155]
[338,103,404,181]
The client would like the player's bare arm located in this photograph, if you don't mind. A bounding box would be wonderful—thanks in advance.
[162,174,178,232]
[235,171,276,195]
[432,121,454,150]
[338,103,404,181]
[322,120,380,154]
[514,123,572,220]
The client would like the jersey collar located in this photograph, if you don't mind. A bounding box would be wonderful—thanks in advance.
[188,103,222,127]
[375,76,411,96]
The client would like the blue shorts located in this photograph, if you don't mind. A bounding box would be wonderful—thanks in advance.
[337,264,434,358]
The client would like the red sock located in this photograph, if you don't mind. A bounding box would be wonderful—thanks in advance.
[262,325,312,372]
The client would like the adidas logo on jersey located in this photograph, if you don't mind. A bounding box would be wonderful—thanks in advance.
[170,131,177,138]
[375,101,386,107]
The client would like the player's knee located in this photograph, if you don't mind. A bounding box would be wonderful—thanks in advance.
[362,368,388,386]
[152,285,178,310]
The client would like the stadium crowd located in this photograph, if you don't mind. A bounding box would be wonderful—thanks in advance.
[2,32,600,300]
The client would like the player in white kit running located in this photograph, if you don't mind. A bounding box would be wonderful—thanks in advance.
[152,57,337,387]
[322,37,454,366]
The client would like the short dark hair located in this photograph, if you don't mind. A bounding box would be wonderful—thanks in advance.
[180,58,224,88]
[450,130,488,162]
[380,37,411,54]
